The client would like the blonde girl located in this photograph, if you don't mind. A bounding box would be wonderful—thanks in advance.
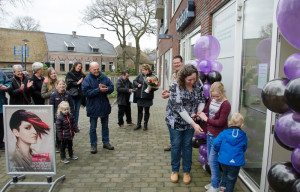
[41,67,58,104]
[56,101,80,163]
[198,81,231,192]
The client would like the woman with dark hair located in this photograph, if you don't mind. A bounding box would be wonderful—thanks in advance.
[166,64,206,184]
[9,109,50,172]
[65,62,85,125]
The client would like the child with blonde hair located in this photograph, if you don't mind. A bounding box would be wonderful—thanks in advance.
[213,113,248,192]
[198,81,231,192]
[56,101,80,164]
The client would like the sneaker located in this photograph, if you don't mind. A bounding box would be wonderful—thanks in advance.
[219,187,226,192]
[170,172,179,183]
[61,158,70,164]
[56,147,60,153]
[134,125,141,130]
[91,145,97,154]
[119,124,125,129]
[103,143,114,150]
[183,173,191,184]
[164,145,171,151]
[205,183,211,190]
[127,122,136,126]
[70,155,78,160]
[206,187,219,192]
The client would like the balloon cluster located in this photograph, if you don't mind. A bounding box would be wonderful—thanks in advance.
[192,35,223,99]
[192,133,209,169]
[265,1,300,191]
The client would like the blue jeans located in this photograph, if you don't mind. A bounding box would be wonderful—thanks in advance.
[168,125,194,173]
[220,164,240,192]
[90,116,110,146]
[207,134,220,189]
[72,97,81,125]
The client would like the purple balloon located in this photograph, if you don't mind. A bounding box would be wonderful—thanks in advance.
[199,144,207,156]
[197,60,212,74]
[284,53,300,80]
[203,83,211,99]
[292,148,300,173]
[275,111,300,148]
[194,133,207,140]
[211,61,223,72]
[277,0,300,49]
[189,59,199,68]
[198,154,208,165]
[256,38,272,63]
[194,35,220,61]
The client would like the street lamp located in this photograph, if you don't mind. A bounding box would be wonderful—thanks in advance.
[100,52,103,72]
[23,39,29,71]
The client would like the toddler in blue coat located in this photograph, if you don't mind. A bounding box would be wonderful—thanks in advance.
[213,113,247,192]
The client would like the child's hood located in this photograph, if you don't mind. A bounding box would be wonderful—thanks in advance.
[223,127,246,146]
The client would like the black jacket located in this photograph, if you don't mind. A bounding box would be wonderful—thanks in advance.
[116,76,133,105]
[56,113,79,141]
[65,70,85,98]
[133,72,157,100]
[49,90,75,116]
[31,75,45,104]
[8,75,32,105]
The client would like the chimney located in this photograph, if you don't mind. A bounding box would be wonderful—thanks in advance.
[72,31,76,37]
[101,34,104,39]
[128,42,132,47]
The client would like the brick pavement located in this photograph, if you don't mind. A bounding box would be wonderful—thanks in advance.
[0,88,248,192]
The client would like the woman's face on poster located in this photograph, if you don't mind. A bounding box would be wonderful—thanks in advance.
[12,121,38,144]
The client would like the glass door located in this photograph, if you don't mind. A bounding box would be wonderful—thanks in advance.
[239,0,274,188]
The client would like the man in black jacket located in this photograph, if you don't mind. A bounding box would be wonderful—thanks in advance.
[116,70,136,128]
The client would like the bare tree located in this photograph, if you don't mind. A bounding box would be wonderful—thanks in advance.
[10,16,40,31]
[82,0,156,72]
[260,23,272,38]
[0,0,31,17]
[82,0,131,70]
[126,0,156,72]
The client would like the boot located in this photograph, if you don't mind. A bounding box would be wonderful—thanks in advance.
[143,113,150,131]
[134,113,143,130]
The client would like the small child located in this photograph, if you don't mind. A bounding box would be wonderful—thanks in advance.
[213,113,248,192]
[56,101,80,164]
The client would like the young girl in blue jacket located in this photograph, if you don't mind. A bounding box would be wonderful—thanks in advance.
[213,113,248,192]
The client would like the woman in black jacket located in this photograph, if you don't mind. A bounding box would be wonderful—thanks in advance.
[8,65,33,105]
[30,62,45,104]
[133,64,158,131]
[65,62,85,125]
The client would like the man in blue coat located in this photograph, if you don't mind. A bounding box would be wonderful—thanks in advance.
[82,62,114,154]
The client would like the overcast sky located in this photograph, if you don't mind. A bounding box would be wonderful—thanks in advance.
[0,0,157,50]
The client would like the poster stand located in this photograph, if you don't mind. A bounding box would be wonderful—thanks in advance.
[0,175,65,192]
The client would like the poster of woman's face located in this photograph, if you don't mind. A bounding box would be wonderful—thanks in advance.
[3,105,56,175]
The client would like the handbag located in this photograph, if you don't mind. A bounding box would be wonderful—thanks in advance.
[129,91,137,103]
[68,87,79,96]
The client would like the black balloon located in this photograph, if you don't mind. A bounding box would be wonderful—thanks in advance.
[199,72,207,83]
[204,163,211,175]
[285,77,300,113]
[292,179,300,192]
[261,78,290,114]
[192,137,206,148]
[274,131,294,151]
[268,162,300,192]
[207,71,222,84]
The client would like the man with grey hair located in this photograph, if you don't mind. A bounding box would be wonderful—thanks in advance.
[82,61,115,154]
[31,62,45,104]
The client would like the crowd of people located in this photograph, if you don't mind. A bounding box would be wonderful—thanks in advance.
[0,58,247,192]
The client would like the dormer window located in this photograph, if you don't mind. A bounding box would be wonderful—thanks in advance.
[89,42,99,53]
[64,41,75,52]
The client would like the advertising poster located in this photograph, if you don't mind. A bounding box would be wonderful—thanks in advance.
[3,105,56,175]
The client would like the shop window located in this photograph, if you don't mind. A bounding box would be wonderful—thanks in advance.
[101,61,106,72]
[85,61,90,72]
[60,61,65,72]
[69,60,73,71]
[50,60,55,69]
